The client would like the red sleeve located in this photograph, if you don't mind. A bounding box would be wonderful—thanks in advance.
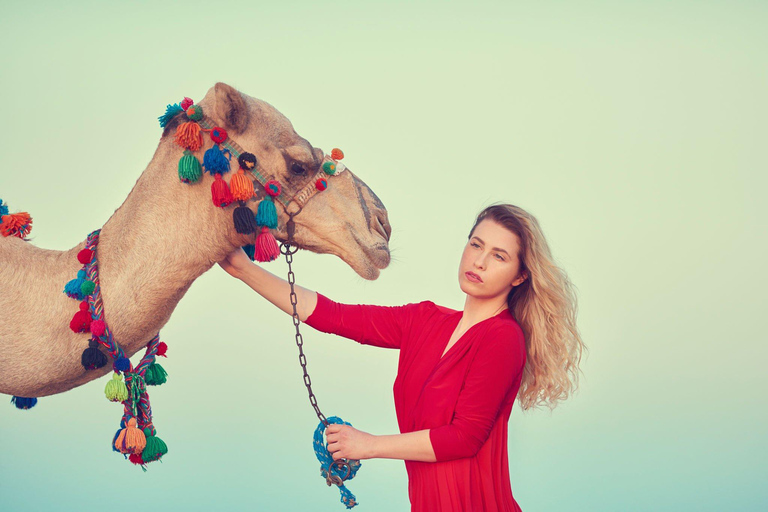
[304,292,427,349]
[429,326,526,461]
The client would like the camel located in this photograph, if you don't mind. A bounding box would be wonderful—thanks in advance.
[0,82,392,400]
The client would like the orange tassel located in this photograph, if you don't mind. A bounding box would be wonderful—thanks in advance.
[0,212,32,238]
[114,417,147,455]
[174,121,203,151]
[229,168,254,201]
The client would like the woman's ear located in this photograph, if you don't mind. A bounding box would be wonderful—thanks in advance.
[213,82,249,134]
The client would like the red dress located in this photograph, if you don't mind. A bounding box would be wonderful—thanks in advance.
[305,292,527,511]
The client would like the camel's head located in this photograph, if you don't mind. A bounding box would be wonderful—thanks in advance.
[162,82,391,280]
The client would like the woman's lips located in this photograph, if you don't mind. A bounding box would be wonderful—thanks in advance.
[465,272,483,283]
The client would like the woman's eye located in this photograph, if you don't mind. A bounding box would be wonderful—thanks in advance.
[470,242,480,248]
[495,254,504,261]
[291,162,306,175]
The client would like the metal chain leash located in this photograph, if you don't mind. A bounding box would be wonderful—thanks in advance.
[280,211,354,486]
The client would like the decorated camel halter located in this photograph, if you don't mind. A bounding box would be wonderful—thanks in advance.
[160,96,347,263]
[160,97,360,508]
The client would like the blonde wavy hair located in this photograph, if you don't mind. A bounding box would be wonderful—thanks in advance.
[469,203,586,411]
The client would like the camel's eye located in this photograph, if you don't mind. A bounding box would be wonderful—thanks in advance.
[291,162,306,175]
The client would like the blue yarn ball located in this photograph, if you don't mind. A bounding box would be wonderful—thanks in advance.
[115,357,131,372]
[10,396,38,409]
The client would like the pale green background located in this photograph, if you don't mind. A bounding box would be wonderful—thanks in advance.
[1,1,765,511]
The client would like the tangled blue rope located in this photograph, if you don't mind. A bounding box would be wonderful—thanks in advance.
[313,416,362,509]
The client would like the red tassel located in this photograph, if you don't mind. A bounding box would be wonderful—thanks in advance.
[156,341,168,357]
[77,248,94,264]
[70,301,92,333]
[211,174,233,207]
[129,452,146,465]
[255,226,280,262]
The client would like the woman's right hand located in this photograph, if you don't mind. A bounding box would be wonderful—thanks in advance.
[217,247,254,279]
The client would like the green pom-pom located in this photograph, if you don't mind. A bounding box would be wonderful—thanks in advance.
[178,150,202,183]
[186,104,203,121]
[322,161,337,175]
[255,199,278,229]
[104,372,128,402]
[145,362,167,386]
[80,280,95,296]
[141,428,168,462]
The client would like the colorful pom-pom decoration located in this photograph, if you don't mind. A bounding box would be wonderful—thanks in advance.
[185,104,203,121]
[91,319,106,337]
[265,180,281,197]
[233,203,258,234]
[158,103,183,128]
[180,97,194,110]
[178,150,203,184]
[331,148,344,160]
[156,341,168,357]
[230,169,254,201]
[115,356,131,372]
[256,197,278,229]
[174,121,203,151]
[105,372,129,402]
[1,211,33,238]
[77,248,94,264]
[316,178,328,191]
[255,226,280,262]
[0,199,8,217]
[81,338,108,370]
[70,301,92,333]
[211,174,234,208]
[114,417,147,455]
[141,428,168,463]
[238,152,257,170]
[145,362,168,386]
[322,161,337,176]
[203,145,232,175]
[210,126,228,144]
[243,244,256,261]
[10,396,38,410]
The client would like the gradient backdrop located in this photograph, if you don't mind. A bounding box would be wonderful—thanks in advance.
[1,1,765,511]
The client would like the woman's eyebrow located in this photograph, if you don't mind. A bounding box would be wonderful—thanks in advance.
[471,236,510,255]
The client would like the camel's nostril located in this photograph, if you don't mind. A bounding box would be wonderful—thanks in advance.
[375,214,391,242]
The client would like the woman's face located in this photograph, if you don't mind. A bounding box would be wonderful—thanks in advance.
[458,218,527,300]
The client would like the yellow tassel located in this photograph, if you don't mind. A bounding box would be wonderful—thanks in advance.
[104,372,129,402]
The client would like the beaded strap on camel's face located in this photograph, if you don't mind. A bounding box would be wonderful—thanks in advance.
[159,97,347,262]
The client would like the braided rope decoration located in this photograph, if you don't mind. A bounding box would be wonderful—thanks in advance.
[79,229,169,469]
[313,416,363,509]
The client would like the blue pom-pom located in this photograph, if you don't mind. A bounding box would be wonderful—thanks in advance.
[0,199,8,217]
[255,199,278,229]
[64,270,88,300]
[158,103,184,128]
[203,145,232,175]
[115,357,131,372]
[11,396,38,410]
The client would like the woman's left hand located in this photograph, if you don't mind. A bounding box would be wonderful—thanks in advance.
[325,424,376,461]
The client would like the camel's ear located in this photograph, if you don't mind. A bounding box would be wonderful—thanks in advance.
[213,82,249,134]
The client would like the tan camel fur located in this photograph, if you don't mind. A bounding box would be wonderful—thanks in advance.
[0,82,391,399]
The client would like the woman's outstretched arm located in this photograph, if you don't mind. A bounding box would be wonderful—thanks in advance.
[218,247,318,322]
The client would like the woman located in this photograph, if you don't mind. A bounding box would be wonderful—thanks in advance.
[218,203,585,511]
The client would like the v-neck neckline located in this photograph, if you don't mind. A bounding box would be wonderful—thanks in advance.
[438,308,508,363]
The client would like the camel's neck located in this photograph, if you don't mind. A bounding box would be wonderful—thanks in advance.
[95,138,241,354]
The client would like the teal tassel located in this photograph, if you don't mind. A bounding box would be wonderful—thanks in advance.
[255,198,277,229]
[0,199,8,217]
[242,244,256,261]
[158,103,183,128]
[64,270,89,300]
